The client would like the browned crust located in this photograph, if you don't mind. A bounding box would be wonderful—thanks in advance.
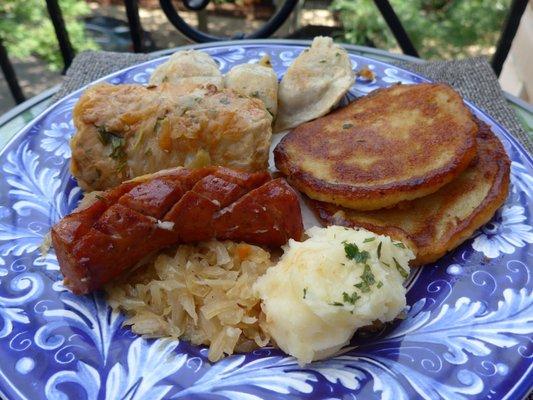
[274,83,478,210]
[309,121,510,265]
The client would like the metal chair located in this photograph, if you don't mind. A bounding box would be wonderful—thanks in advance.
[0,0,528,104]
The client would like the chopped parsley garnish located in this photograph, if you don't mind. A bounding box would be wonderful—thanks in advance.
[342,123,354,129]
[96,125,114,145]
[342,291,360,305]
[355,282,370,292]
[363,237,375,243]
[161,76,169,83]
[319,59,327,63]
[377,242,382,259]
[382,261,391,268]
[251,91,260,98]
[145,148,153,157]
[354,264,376,293]
[116,157,127,173]
[377,281,383,289]
[393,257,409,279]
[96,125,127,167]
[393,242,406,249]
[303,288,308,299]
[219,97,230,105]
[343,242,370,264]
[330,302,344,307]
[109,135,126,161]
[94,194,105,201]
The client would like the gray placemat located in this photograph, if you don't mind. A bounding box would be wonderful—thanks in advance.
[52,50,532,154]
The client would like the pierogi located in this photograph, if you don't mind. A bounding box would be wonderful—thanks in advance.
[224,56,279,118]
[150,50,223,88]
[275,36,355,132]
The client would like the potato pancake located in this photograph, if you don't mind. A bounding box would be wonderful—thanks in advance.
[274,83,478,210]
[309,121,510,265]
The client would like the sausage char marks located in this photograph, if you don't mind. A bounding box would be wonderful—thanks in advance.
[51,166,303,294]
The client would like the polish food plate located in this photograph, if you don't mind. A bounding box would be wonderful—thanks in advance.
[0,42,531,400]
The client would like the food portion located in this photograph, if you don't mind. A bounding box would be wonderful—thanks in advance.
[275,83,478,210]
[310,121,510,265]
[149,49,223,88]
[51,166,303,294]
[52,40,513,367]
[275,36,354,132]
[107,240,272,362]
[254,226,414,365]
[71,83,272,191]
[224,56,279,118]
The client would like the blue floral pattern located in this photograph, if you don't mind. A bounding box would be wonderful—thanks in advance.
[472,205,533,258]
[0,43,531,400]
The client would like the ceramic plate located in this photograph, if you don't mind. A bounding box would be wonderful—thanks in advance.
[0,42,531,400]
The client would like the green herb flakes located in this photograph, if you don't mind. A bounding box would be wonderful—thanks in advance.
[330,302,344,307]
[363,237,375,243]
[377,242,382,259]
[110,135,126,161]
[116,158,127,173]
[393,257,409,279]
[377,281,384,289]
[96,125,112,145]
[342,123,354,129]
[355,264,376,293]
[251,91,260,98]
[219,97,230,105]
[343,242,370,264]
[94,194,105,201]
[393,242,406,249]
[96,125,127,167]
[342,291,360,305]
[303,288,308,299]
[354,281,370,293]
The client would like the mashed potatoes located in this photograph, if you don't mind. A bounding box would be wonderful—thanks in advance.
[253,225,415,365]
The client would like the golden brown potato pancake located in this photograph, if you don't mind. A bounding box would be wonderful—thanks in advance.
[274,83,478,210]
[309,121,510,265]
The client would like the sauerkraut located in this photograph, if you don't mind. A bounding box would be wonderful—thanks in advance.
[106,240,272,362]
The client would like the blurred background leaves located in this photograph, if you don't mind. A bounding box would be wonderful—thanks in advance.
[331,0,511,59]
[0,0,512,71]
[0,0,98,71]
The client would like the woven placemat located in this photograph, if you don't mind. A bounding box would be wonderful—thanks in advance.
[52,50,532,154]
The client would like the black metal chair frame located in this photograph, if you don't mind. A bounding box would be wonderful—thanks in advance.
[0,0,528,105]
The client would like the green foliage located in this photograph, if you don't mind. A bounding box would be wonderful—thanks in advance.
[331,0,511,59]
[0,0,98,71]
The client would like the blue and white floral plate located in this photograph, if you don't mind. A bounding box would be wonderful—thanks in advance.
[0,42,532,400]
